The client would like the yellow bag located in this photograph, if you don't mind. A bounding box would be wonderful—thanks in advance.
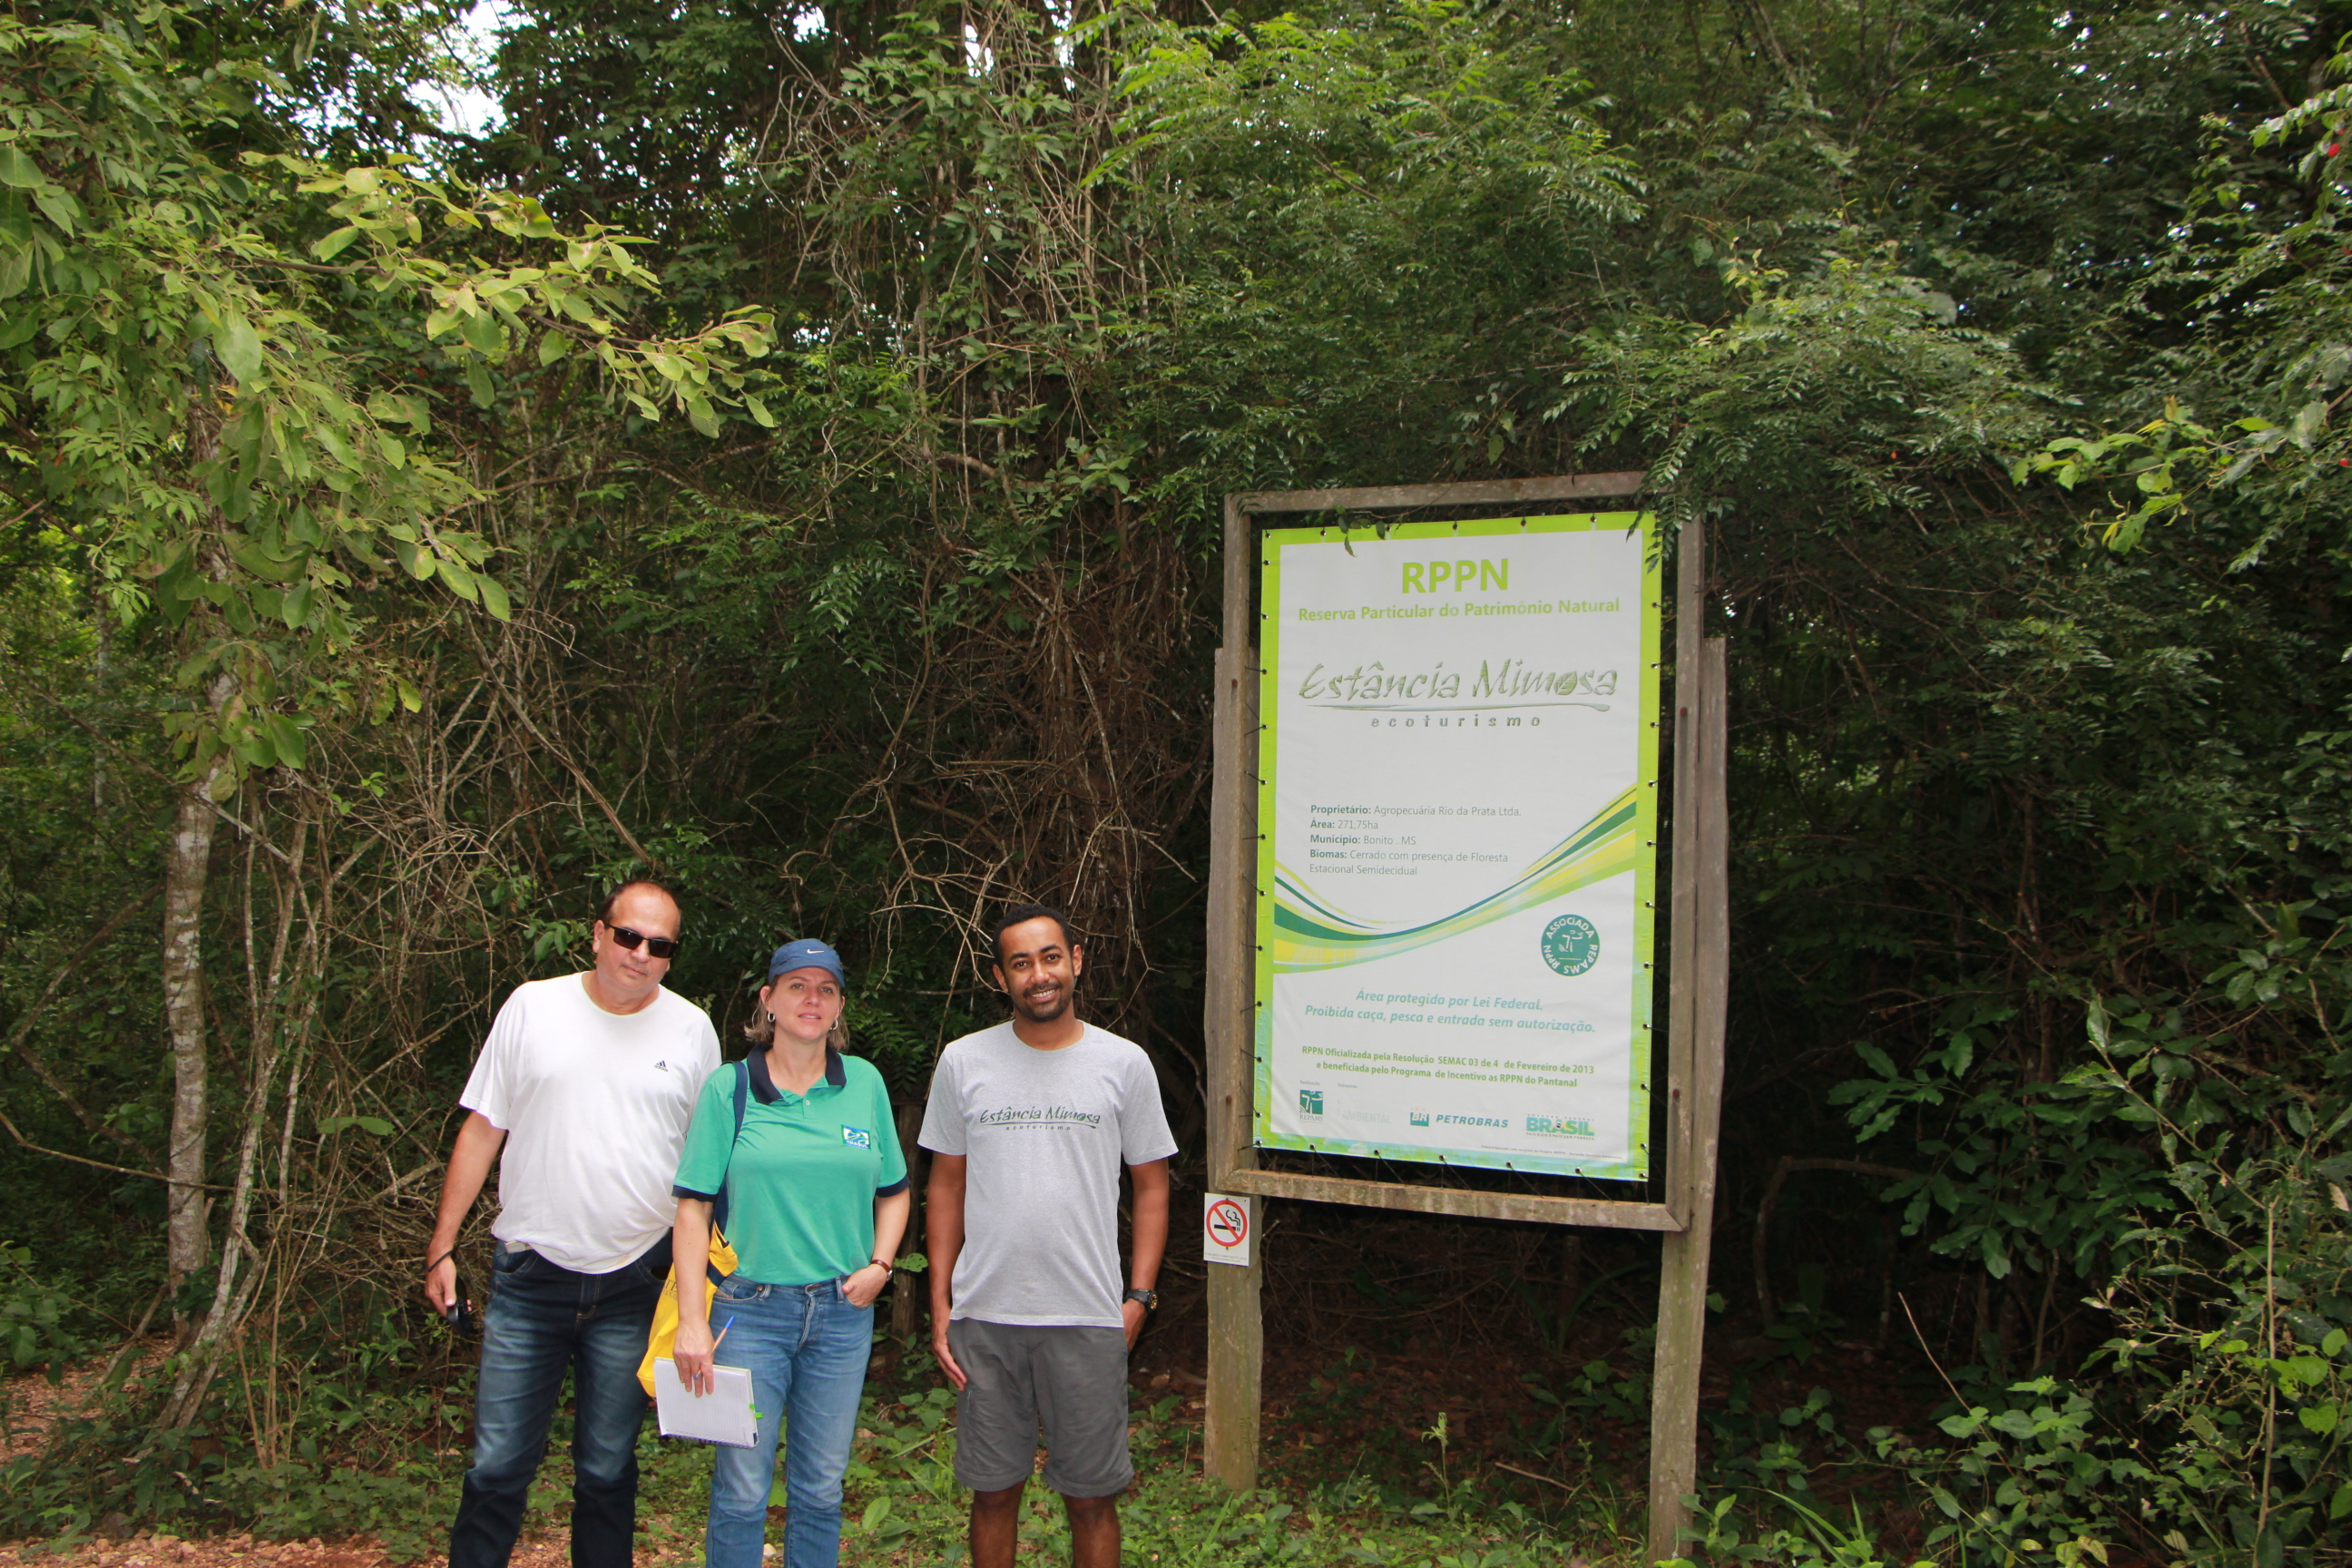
[636,1224,739,1396]
[638,1060,750,1398]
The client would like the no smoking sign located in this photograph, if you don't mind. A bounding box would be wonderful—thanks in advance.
[1203,1193,1255,1268]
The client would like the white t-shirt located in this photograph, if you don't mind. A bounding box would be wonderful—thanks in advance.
[917,1022,1177,1328]
[459,974,720,1273]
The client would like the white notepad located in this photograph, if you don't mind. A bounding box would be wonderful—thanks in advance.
[652,1357,760,1448]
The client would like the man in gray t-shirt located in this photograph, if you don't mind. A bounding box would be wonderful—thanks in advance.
[920,905,1175,1568]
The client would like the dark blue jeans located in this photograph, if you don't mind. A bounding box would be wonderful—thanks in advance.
[448,1238,670,1568]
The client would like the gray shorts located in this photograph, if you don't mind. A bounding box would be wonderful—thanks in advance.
[947,1318,1133,1497]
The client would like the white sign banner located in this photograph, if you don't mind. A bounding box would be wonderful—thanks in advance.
[1252,514,1661,1180]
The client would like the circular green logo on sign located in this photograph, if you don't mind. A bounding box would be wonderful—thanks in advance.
[1541,915,1600,976]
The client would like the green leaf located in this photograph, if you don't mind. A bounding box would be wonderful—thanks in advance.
[281,579,314,629]
[744,394,776,428]
[32,188,78,236]
[2288,399,2328,450]
[312,226,362,260]
[368,393,432,434]
[686,396,720,437]
[2299,1402,2339,1435]
[320,1115,396,1137]
[217,314,263,383]
[0,148,39,188]
[230,542,304,583]
[439,561,481,603]
[387,536,433,580]
[459,309,505,358]
[265,713,308,770]
[477,572,513,621]
[537,332,572,366]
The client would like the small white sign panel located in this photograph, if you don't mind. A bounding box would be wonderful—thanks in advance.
[1203,1192,1255,1268]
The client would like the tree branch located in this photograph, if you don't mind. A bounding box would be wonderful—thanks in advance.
[7,883,165,1155]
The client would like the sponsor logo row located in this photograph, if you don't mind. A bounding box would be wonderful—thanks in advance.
[1298,1089,1590,1139]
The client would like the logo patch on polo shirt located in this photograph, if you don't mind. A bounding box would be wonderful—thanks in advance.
[841,1125,872,1149]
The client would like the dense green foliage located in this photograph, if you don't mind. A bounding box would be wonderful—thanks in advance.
[7,0,2352,1563]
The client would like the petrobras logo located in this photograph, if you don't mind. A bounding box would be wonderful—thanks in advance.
[1298,1089,1325,1116]
[840,1125,872,1148]
[1408,1109,1505,1129]
[1524,1115,1593,1138]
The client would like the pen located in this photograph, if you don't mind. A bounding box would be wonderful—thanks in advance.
[711,1315,736,1351]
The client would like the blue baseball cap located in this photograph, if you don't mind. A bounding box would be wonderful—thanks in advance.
[766,937,846,988]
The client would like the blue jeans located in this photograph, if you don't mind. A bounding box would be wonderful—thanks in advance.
[448,1239,669,1568]
[703,1276,875,1568]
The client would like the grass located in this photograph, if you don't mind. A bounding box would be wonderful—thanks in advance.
[614,1341,1642,1568]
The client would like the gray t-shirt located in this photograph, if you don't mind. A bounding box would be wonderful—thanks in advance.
[917,1022,1178,1328]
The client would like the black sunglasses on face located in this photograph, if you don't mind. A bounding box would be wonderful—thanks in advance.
[607,925,681,960]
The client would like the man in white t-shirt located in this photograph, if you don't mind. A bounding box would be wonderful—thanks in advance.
[425,881,720,1568]
[920,905,1176,1568]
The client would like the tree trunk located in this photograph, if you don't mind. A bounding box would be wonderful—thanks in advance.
[162,671,235,1337]
[890,1099,927,1341]
[156,804,336,1432]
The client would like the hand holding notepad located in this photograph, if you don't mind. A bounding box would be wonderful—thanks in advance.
[652,1357,760,1448]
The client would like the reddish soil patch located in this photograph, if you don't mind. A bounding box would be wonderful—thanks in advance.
[0,1341,174,1465]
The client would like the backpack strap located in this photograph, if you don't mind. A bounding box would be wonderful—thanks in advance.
[706,1058,752,1286]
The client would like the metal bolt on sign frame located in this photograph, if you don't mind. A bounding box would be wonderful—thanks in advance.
[1200,475,1730,1564]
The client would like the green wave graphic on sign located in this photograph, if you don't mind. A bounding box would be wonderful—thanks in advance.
[1271,786,1640,973]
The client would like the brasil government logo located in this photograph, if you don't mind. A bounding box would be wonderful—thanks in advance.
[1541,914,1600,976]
[1526,1114,1594,1138]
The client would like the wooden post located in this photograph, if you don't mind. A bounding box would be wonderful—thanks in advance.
[1204,495,1264,1491]
[1647,518,1730,1563]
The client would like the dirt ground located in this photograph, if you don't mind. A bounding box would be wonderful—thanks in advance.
[0,1530,583,1568]
[1,1346,446,1568]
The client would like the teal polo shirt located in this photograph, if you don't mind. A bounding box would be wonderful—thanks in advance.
[671,1048,907,1286]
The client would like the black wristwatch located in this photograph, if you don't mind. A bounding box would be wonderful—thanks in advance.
[1123,1287,1159,1310]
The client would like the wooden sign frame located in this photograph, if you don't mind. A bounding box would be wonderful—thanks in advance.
[1200,475,1730,1562]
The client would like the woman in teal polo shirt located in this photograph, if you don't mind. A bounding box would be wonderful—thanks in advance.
[670,938,909,1568]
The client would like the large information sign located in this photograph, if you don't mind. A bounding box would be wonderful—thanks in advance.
[1253,514,1661,1180]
